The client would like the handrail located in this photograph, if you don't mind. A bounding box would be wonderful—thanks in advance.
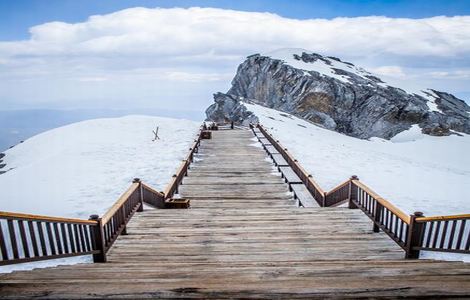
[352,180,410,224]
[255,123,469,258]
[416,214,470,222]
[0,211,98,225]
[162,127,203,200]
[256,124,326,206]
[101,183,140,224]
[0,211,100,266]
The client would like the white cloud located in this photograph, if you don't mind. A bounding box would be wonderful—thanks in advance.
[0,7,469,109]
[370,66,407,78]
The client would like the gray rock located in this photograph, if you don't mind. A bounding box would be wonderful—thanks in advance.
[0,164,5,169]
[206,52,470,139]
[205,93,259,126]
[0,153,4,159]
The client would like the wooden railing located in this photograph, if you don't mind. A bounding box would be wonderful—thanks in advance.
[414,214,470,255]
[256,124,326,206]
[162,129,203,199]
[0,212,99,266]
[255,124,470,258]
[0,125,205,266]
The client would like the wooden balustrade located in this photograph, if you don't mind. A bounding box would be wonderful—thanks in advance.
[256,123,469,258]
[324,179,350,207]
[257,125,325,206]
[0,212,99,266]
[162,130,202,199]
[350,180,410,250]
[414,214,470,255]
[98,180,142,261]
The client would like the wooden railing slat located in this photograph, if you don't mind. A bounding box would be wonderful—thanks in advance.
[456,220,466,250]
[447,220,457,250]
[60,223,69,254]
[7,220,19,259]
[37,222,47,256]
[28,221,40,257]
[46,223,56,256]
[67,223,76,254]
[0,222,9,260]
[73,224,81,253]
[53,223,63,255]
[18,220,30,258]
[432,222,441,249]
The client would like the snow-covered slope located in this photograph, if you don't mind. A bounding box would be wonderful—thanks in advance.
[0,115,200,218]
[0,115,200,272]
[246,103,470,216]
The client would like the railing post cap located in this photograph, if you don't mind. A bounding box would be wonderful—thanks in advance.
[350,175,359,180]
[132,178,141,183]
[89,214,100,220]
[413,211,424,217]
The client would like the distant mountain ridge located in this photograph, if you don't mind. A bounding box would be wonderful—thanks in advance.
[206,49,470,139]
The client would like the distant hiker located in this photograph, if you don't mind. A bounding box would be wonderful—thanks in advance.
[230,121,234,129]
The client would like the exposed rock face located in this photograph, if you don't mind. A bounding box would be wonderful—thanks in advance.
[206,51,470,139]
[205,92,258,126]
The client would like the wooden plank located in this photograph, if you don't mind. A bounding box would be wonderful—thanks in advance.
[278,166,302,184]
[2,128,470,299]
[291,184,320,208]
[271,153,289,166]
[264,145,280,155]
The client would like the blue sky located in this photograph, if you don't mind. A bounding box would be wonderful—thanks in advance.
[0,1,469,110]
[2,0,470,40]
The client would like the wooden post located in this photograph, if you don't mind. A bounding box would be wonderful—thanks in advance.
[120,207,128,235]
[406,211,425,259]
[348,175,359,209]
[133,178,144,212]
[373,202,383,232]
[89,215,106,263]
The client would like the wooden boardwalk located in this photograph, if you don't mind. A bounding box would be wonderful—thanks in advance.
[1,129,470,298]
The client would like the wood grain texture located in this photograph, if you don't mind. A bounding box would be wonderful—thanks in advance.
[1,129,469,298]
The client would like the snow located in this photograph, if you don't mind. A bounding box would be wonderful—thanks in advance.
[245,103,470,261]
[414,89,443,113]
[263,48,377,85]
[0,115,200,272]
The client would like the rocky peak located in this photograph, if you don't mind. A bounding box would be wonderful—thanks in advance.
[206,49,470,139]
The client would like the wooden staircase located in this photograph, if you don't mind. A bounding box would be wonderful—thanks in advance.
[1,128,470,298]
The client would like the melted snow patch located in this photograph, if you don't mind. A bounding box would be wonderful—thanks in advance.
[390,125,425,143]
[415,89,442,113]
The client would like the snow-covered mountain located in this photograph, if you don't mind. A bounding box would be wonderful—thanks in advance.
[207,48,470,139]
[0,116,200,218]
